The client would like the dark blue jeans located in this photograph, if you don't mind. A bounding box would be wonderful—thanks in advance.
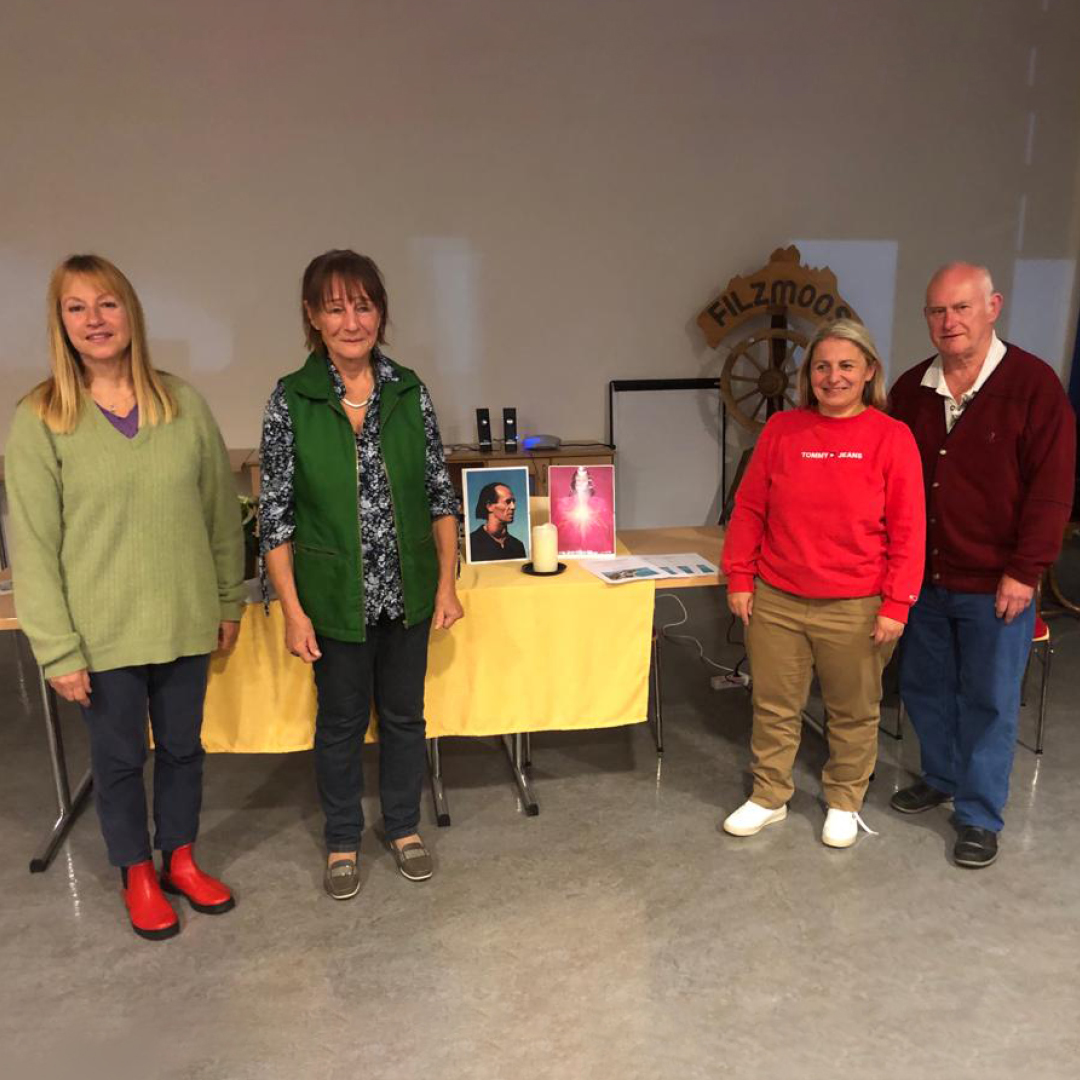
[899,587,1034,832]
[312,618,431,852]
[80,654,211,867]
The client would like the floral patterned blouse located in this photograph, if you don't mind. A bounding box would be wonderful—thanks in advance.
[259,349,458,624]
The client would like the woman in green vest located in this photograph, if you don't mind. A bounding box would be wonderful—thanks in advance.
[260,249,463,900]
[5,254,244,941]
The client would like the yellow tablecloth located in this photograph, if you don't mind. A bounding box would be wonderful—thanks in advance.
[201,560,655,752]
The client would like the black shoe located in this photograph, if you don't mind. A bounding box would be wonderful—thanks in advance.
[954,826,999,868]
[890,781,952,815]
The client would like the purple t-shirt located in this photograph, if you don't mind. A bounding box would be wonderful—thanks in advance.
[98,403,139,438]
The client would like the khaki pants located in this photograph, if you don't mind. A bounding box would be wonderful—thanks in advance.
[745,581,896,812]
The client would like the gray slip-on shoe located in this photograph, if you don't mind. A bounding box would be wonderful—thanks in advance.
[324,858,360,900]
[389,839,433,881]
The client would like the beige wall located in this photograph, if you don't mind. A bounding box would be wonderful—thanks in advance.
[2,0,1079,451]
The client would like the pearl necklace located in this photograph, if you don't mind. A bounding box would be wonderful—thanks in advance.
[342,394,373,409]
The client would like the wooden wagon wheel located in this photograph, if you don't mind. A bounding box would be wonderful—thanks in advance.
[720,327,808,433]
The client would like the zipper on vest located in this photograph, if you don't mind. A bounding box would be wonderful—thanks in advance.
[380,453,410,627]
[354,435,365,622]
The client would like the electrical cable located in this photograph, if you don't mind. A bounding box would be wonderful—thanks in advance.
[655,592,738,674]
[724,609,749,678]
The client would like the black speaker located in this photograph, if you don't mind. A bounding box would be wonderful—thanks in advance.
[503,407,518,452]
[475,408,493,452]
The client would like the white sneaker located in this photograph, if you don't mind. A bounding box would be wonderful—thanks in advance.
[722,800,787,836]
[822,808,877,848]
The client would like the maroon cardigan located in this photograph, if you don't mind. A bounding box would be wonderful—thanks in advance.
[889,343,1075,593]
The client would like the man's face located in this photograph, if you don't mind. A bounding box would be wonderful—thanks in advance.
[924,267,1002,363]
[488,486,516,525]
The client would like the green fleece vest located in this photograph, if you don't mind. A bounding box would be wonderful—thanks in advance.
[280,353,439,642]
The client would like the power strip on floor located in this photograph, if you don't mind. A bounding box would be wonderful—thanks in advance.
[711,673,750,691]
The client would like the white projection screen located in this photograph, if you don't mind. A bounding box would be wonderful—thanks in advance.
[610,381,724,529]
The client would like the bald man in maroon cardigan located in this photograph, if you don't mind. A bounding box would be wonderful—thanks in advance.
[888,262,1075,869]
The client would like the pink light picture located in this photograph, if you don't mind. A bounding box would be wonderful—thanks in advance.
[549,464,616,557]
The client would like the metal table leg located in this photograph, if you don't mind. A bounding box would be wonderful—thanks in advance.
[650,632,664,753]
[29,670,92,873]
[885,699,905,741]
[426,737,452,827]
[800,708,825,740]
[1035,638,1053,755]
[501,733,539,816]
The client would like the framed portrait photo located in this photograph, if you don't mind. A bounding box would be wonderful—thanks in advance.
[549,463,617,557]
[462,466,532,565]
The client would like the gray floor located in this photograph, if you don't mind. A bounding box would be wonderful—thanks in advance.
[3,547,1080,1080]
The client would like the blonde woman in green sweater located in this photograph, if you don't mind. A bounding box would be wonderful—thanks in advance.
[5,254,245,941]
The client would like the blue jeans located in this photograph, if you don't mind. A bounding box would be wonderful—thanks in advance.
[80,654,211,867]
[899,587,1034,832]
[312,617,431,852]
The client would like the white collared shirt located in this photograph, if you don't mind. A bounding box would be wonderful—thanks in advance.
[920,332,1007,433]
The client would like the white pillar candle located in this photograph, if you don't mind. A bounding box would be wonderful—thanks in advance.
[532,523,559,573]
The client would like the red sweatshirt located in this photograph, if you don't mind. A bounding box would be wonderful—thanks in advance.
[722,407,926,622]
[888,343,1076,592]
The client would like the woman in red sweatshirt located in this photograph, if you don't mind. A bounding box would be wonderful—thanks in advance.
[721,319,925,848]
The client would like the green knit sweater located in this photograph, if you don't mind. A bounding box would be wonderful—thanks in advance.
[5,376,244,678]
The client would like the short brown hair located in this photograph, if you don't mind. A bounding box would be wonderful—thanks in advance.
[300,249,389,355]
[797,318,887,411]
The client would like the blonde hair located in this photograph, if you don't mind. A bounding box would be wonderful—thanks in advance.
[27,254,176,434]
[797,318,887,411]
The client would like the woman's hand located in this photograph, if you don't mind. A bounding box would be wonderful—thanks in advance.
[216,620,240,652]
[872,615,905,645]
[433,585,464,631]
[284,611,322,663]
[727,591,754,627]
[49,669,92,706]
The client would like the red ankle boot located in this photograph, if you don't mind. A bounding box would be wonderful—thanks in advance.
[160,844,236,914]
[123,861,180,941]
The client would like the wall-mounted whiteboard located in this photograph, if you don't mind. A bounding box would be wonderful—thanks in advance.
[610,380,723,529]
